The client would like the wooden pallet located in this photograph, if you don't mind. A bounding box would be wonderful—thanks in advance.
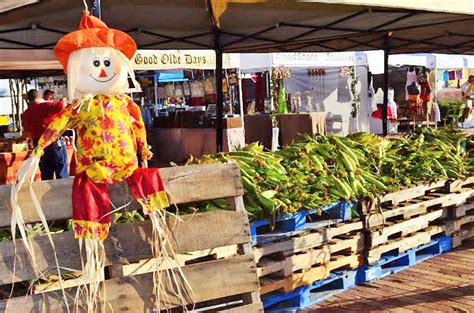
[367,208,446,248]
[447,176,474,193]
[259,253,362,295]
[253,220,363,263]
[0,163,263,312]
[446,214,474,248]
[366,226,446,265]
[363,189,474,228]
[257,233,364,278]
[374,180,448,207]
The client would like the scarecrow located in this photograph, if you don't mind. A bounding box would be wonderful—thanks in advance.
[11,10,191,312]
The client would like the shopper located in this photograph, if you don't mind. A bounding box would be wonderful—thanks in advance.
[22,89,69,180]
[43,89,55,101]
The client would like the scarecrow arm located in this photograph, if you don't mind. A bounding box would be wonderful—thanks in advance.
[126,96,152,160]
[32,105,77,157]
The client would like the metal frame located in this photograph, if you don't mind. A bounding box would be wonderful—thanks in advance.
[1,4,474,148]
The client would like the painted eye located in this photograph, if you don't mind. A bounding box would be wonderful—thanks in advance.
[104,58,111,67]
[93,58,100,67]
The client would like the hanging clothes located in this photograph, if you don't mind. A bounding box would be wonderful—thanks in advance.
[387,88,397,120]
[368,77,377,113]
[442,71,449,81]
[448,71,456,80]
[371,88,396,120]
[419,82,432,103]
[456,70,463,80]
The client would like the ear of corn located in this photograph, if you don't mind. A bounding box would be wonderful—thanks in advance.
[186,127,473,223]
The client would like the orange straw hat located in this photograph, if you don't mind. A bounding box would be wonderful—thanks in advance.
[54,10,137,73]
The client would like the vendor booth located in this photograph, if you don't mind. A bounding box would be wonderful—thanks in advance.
[0,49,246,168]
[239,51,372,147]
[131,50,245,163]
[368,52,474,133]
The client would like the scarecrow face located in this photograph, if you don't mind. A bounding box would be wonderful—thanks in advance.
[70,47,129,96]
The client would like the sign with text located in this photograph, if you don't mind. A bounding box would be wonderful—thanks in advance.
[132,50,234,70]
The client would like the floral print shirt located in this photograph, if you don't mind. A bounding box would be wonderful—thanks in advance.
[34,94,148,184]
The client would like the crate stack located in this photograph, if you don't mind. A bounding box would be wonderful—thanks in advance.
[251,207,364,311]
[443,177,474,248]
[359,179,474,283]
[0,163,263,312]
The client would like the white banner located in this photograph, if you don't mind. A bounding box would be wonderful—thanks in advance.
[272,52,355,67]
[132,50,236,70]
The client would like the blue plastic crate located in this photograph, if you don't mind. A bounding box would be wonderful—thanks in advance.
[358,236,452,283]
[263,269,359,312]
[250,202,355,244]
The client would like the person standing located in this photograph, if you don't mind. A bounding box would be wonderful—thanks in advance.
[43,89,55,101]
[22,89,69,180]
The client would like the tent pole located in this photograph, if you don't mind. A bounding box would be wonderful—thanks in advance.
[87,0,101,18]
[382,34,390,136]
[214,26,224,152]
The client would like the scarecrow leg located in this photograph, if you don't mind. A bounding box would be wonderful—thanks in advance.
[72,172,110,312]
[126,168,193,310]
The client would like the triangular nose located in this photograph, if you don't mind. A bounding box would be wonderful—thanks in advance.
[99,69,107,78]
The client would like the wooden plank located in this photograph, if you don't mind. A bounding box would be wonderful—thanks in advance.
[448,176,474,192]
[452,229,474,248]
[34,245,240,293]
[217,303,264,312]
[257,233,364,277]
[367,226,445,265]
[378,180,447,205]
[366,189,474,228]
[0,163,243,227]
[0,210,250,284]
[0,254,259,312]
[369,209,445,248]
[259,254,361,295]
[253,221,363,262]
[225,196,262,309]
[452,200,474,218]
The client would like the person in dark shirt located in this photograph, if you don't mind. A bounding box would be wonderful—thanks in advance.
[22,89,68,180]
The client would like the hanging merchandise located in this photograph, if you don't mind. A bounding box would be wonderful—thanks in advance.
[164,83,175,97]
[277,79,288,114]
[338,66,352,103]
[183,81,191,96]
[204,77,215,95]
[448,71,456,80]
[368,73,377,114]
[271,67,291,113]
[442,71,449,81]
[174,83,184,98]
[387,88,398,120]
[419,82,432,103]
[157,86,166,98]
[304,90,314,112]
[456,69,463,80]
[10,10,192,312]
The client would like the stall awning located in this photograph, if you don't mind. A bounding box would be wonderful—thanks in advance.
[0,0,474,55]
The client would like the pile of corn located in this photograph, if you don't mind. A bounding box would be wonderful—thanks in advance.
[187,127,474,221]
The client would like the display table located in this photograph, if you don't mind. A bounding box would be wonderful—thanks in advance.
[244,114,273,150]
[149,114,245,163]
[277,112,327,146]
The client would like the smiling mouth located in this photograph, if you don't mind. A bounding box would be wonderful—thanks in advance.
[89,73,116,83]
